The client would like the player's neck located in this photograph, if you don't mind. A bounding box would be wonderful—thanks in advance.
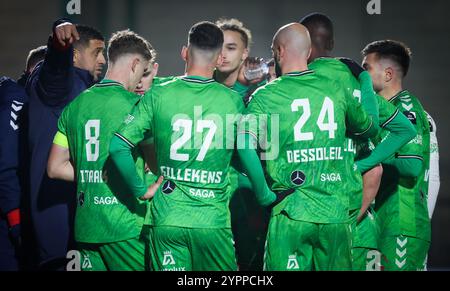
[282,62,308,75]
[380,83,403,101]
[185,66,215,80]
[309,50,331,63]
[104,70,129,90]
[214,69,239,87]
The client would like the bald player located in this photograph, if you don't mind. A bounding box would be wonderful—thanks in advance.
[237,23,385,271]
[300,13,417,270]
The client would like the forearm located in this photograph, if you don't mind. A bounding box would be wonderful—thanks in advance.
[38,20,74,105]
[0,137,21,214]
[356,112,416,173]
[236,133,275,206]
[358,165,382,221]
[359,71,379,125]
[383,156,423,177]
[47,143,75,182]
[48,160,75,182]
[0,173,21,215]
[109,135,147,198]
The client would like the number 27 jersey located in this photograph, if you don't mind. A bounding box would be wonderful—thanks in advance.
[116,76,244,228]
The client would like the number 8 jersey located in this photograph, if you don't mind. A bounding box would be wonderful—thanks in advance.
[115,76,244,229]
[56,79,147,244]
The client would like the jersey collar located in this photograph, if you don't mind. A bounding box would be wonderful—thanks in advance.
[181,75,215,84]
[388,89,408,103]
[285,70,314,77]
[96,79,125,88]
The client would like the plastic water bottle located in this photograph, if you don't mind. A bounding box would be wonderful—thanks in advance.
[244,60,269,81]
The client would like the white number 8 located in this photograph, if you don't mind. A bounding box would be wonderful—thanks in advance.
[85,120,100,162]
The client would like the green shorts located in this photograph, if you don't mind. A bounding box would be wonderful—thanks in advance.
[78,227,149,271]
[264,213,352,271]
[350,208,380,271]
[149,226,237,271]
[379,235,429,271]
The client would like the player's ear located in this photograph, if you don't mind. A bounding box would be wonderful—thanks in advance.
[326,38,334,51]
[278,46,284,62]
[73,48,80,66]
[306,47,312,61]
[242,47,249,62]
[384,67,394,82]
[150,62,159,78]
[181,46,188,62]
[131,57,140,73]
[216,52,224,67]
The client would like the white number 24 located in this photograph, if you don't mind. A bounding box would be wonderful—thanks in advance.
[291,97,337,141]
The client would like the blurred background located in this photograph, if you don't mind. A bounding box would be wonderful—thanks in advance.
[1,0,449,269]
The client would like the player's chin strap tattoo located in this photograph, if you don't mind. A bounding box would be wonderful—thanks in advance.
[267,188,296,209]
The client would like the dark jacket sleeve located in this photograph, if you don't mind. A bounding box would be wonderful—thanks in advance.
[0,79,26,215]
[35,19,74,107]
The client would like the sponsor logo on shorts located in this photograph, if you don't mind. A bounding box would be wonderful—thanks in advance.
[82,254,92,270]
[163,251,176,266]
[287,254,299,270]
[162,250,186,271]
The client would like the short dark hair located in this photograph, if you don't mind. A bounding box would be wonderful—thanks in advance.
[74,24,104,49]
[299,12,334,51]
[26,45,47,72]
[188,21,224,51]
[107,30,155,64]
[361,40,412,77]
[216,18,252,49]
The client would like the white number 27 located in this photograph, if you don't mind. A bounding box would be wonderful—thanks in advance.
[170,119,217,161]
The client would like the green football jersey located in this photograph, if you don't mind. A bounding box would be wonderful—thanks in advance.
[349,95,400,212]
[374,90,431,241]
[57,79,147,244]
[309,58,399,212]
[243,70,373,223]
[116,76,244,229]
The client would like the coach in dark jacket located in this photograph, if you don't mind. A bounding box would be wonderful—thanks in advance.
[26,19,105,269]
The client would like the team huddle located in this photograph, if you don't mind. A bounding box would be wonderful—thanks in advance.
[0,13,440,271]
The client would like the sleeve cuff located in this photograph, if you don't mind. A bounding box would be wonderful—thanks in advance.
[53,131,69,148]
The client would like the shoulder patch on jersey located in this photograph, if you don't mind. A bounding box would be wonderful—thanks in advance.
[401,102,413,111]
[403,111,417,124]
[399,94,411,102]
